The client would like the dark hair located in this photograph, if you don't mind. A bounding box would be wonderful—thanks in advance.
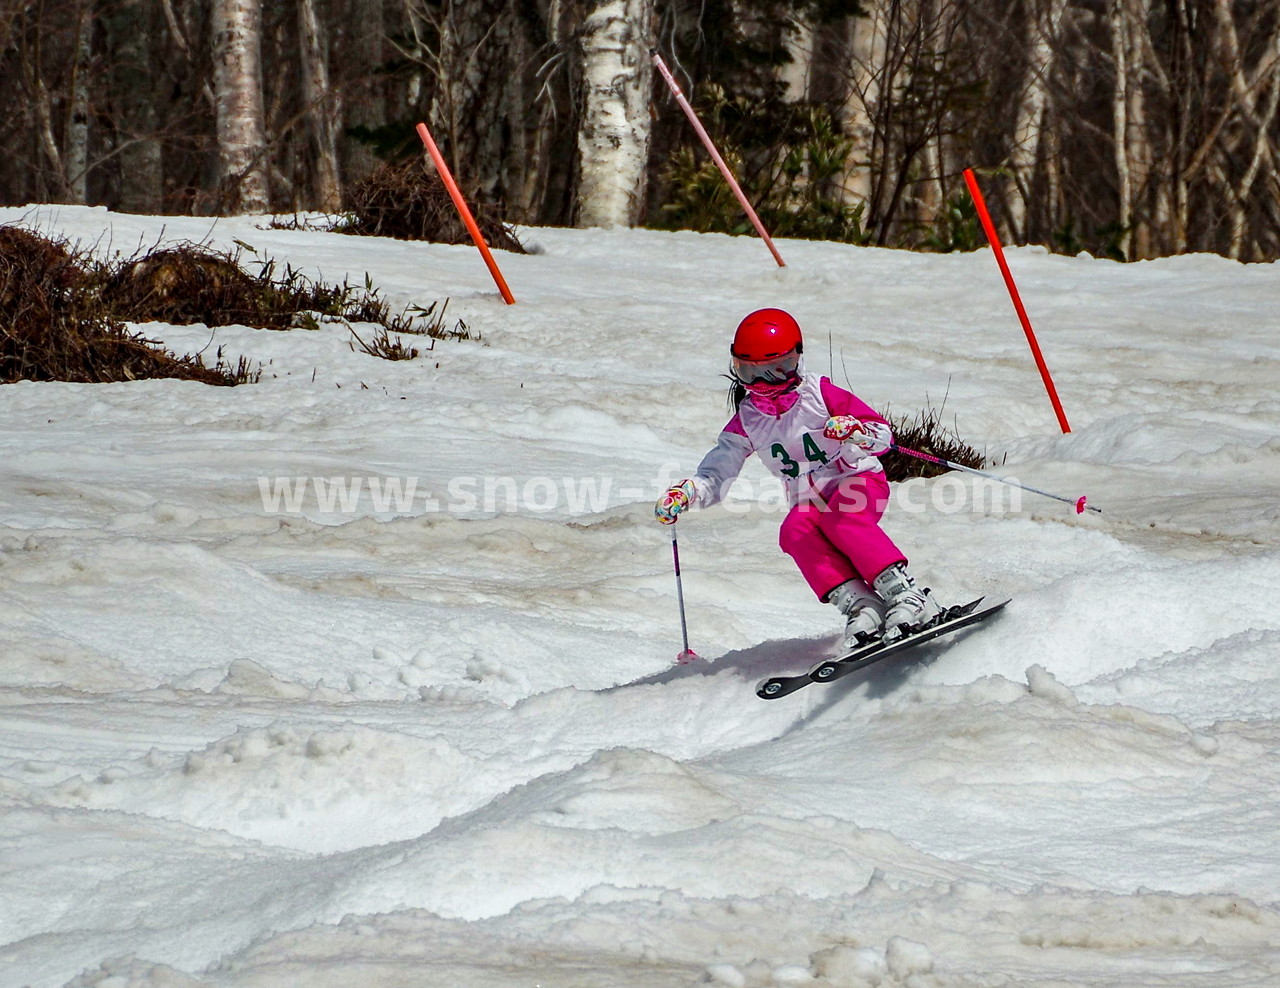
[726,375,747,411]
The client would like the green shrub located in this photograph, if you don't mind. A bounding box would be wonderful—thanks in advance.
[921,194,981,254]
[655,91,870,245]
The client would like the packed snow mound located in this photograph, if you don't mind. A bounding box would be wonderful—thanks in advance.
[40,723,495,852]
[1079,627,1280,725]
[66,881,1280,988]
[919,548,1280,686]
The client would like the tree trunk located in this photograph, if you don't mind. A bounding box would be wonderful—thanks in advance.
[431,0,514,205]
[846,0,889,206]
[212,0,271,213]
[107,0,164,214]
[792,9,859,205]
[1125,0,1152,258]
[575,0,654,227]
[1231,64,1280,259]
[1110,0,1133,258]
[780,16,814,101]
[523,0,578,223]
[920,0,955,227]
[297,0,342,211]
[66,1,94,204]
[1212,0,1280,260]
[1160,0,1192,253]
[1008,0,1067,241]
[32,75,70,201]
[343,0,386,183]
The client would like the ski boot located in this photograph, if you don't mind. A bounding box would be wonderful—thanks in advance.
[828,578,886,651]
[873,563,943,641]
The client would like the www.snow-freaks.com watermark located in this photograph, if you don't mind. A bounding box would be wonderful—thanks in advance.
[256,473,1022,515]
[259,475,622,515]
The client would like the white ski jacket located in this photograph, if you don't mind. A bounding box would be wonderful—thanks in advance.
[692,375,892,508]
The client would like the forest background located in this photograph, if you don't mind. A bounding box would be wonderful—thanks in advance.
[4,0,1279,262]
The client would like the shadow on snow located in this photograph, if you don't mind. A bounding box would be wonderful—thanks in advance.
[603,633,839,692]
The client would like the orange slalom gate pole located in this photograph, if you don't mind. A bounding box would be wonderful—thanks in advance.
[415,122,516,305]
[963,167,1070,434]
[650,51,785,268]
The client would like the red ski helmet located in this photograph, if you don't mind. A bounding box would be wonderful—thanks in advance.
[730,308,803,386]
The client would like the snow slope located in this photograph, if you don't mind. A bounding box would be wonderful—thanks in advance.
[2,204,1280,987]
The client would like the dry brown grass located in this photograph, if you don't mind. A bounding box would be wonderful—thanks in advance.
[98,242,400,331]
[881,403,987,481]
[0,227,249,386]
[0,223,474,382]
[342,158,526,253]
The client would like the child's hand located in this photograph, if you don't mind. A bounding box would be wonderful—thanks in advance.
[655,480,696,525]
[823,415,864,442]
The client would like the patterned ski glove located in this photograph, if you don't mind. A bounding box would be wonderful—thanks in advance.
[823,415,864,442]
[824,415,882,450]
[655,480,696,525]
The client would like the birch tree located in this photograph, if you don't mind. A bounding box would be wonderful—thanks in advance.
[1109,0,1152,258]
[212,0,271,213]
[576,0,655,227]
[1211,0,1280,259]
[846,0,889,204]
[297,0,342,211]
[66,1,94,204]
[1008,0,1067,240]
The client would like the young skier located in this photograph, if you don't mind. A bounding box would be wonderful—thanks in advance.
[654,307,942,648]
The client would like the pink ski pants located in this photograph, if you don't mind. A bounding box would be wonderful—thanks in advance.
[778,471,906,602]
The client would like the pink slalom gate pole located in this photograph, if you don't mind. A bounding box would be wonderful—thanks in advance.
[963,168,1070,434]
[415,122,516,305]
[651,50,786,268]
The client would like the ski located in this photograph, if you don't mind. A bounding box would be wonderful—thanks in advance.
[756,597,1010,700]
[752,634,895,700]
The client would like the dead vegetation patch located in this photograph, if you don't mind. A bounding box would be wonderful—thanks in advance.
[347,298,481,360]
[400,299,478,342]
[98,242,402,331]
[342,159,526,253]
[0,226,465,384]
[0,227,245,385]
[882,402,988,481]
[101,248,260,327]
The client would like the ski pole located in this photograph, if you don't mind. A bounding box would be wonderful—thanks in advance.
[884,441,1102,514]
[670,529,700,663]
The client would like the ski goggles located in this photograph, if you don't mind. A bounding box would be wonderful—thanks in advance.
[730,350,800,386]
